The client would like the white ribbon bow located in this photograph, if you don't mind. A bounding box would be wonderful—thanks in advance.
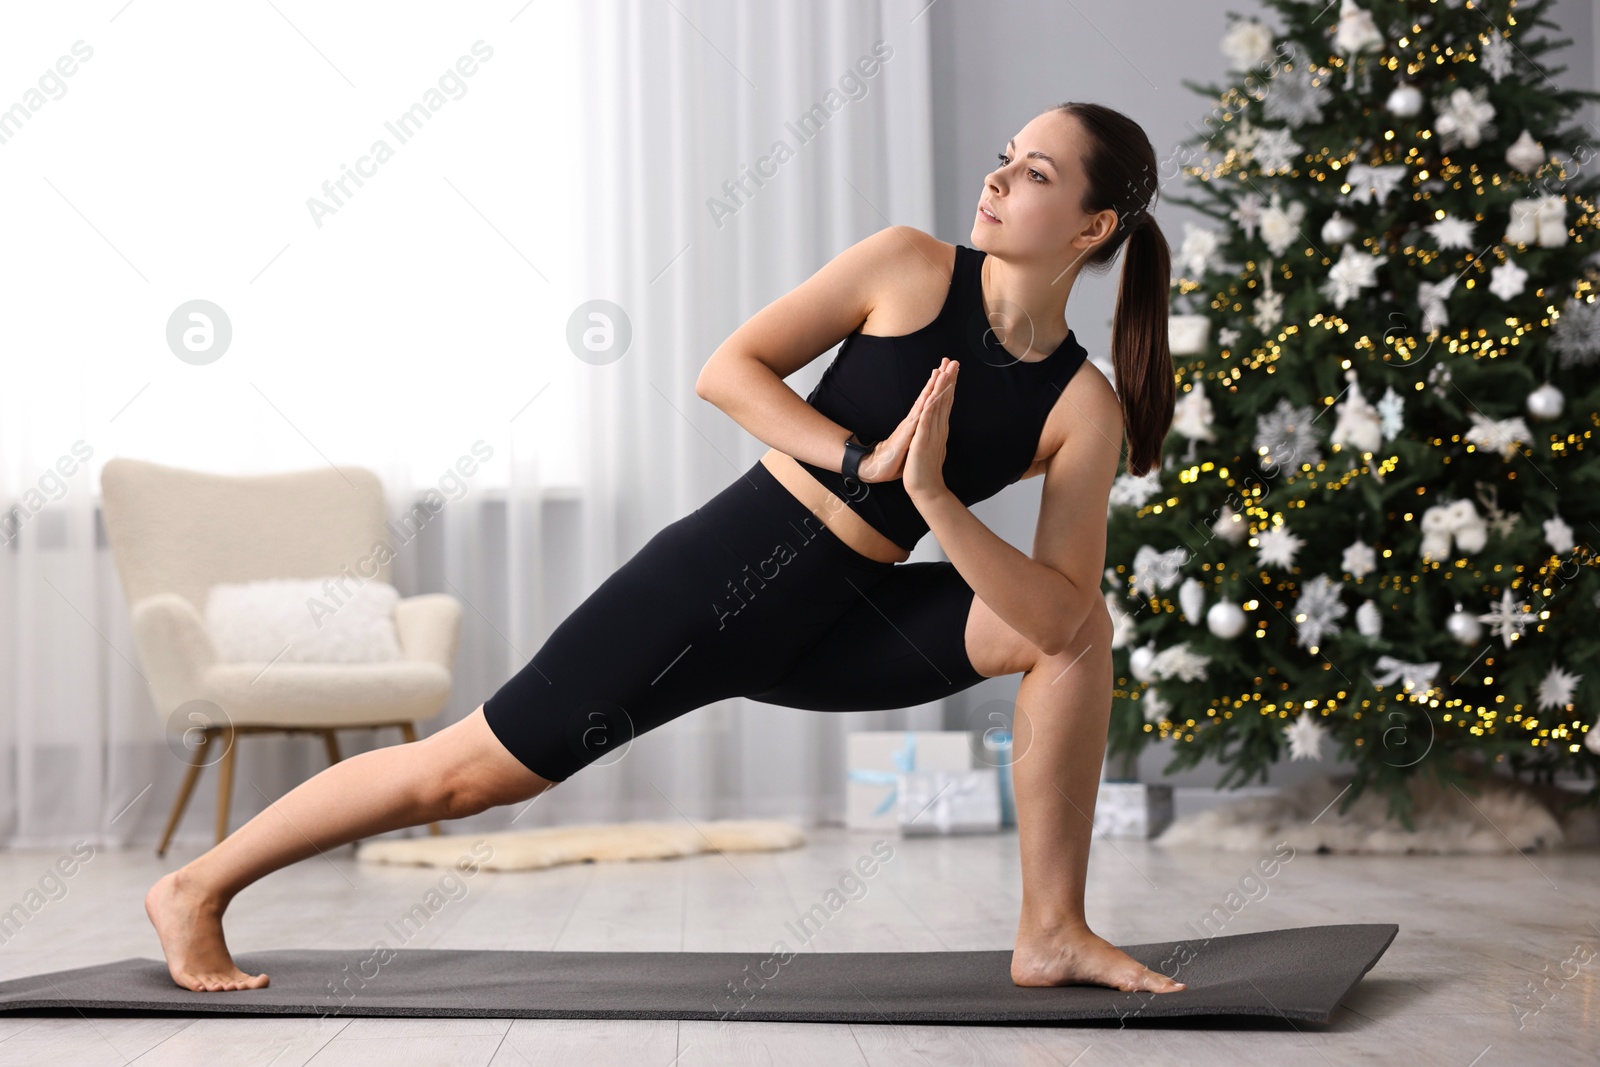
[1370,654,1442,695]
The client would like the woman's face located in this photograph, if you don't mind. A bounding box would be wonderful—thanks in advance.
[973,110,1116,269]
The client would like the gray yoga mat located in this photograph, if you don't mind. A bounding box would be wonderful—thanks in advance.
[0,923,1395,1024]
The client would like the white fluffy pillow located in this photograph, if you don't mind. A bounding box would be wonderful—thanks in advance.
[204,577,403,663]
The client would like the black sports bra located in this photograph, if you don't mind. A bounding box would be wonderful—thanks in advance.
[794,241,1089,552]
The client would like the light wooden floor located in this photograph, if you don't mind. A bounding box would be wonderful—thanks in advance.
[0,825,1595,1065]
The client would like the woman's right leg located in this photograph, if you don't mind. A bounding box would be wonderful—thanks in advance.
[150,458,887,991]
[147,705,554,991]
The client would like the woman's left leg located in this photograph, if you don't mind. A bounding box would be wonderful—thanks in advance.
[752,560,1183,995]
[978,596,1182,994]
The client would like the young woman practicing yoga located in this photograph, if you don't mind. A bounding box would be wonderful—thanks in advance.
[146,100,1182,996]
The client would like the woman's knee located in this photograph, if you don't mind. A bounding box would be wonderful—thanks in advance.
[432,706,560,816]
[966,593,1114,677]
[1062,597,1115,657]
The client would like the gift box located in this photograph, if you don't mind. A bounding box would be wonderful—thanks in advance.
[1093,781,1174,839]
[897,768,1001,835]
[971,728,1016,828]
[846,730,972,830]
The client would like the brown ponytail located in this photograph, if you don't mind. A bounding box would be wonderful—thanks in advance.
[1111,215,1174,475]
[1052,102,1176,477]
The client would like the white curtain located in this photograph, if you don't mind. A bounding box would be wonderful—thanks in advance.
[0,0,940,849]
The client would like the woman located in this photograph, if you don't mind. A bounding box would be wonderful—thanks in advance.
[146,101,1182,997]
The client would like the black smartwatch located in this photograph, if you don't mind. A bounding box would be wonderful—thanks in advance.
[841,434,872,482]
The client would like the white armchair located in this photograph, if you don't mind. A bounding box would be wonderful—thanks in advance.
[99,457,464,855]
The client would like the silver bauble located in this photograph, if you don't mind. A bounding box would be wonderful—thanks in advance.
[1386,84,1424,118]
[1355,599,1383,638]
[1321,211,1356,247]
[1446,604,1482,645]
[1129,643,1157,683]
[1206,600,1248,640]
[1526,382,1565,421]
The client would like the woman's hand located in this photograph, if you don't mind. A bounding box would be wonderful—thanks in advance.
[903,359,957,499]
[854,359,954,485]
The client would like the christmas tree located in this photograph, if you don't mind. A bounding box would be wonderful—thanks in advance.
[1102,0,1600,828]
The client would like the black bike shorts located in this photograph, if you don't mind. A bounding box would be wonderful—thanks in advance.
[481,458,988,782]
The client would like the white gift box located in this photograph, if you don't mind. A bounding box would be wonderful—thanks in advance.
[846,730,973,830]
[897,768,1001,835]
[1093,781,1175,838]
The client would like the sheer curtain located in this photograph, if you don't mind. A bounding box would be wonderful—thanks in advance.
[0,0,940,849]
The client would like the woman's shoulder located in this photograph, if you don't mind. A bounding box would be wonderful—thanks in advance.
[1049,358,1125,457]
[854,227,959,336]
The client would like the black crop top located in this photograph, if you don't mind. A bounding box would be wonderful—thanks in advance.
[794,242,1089,552]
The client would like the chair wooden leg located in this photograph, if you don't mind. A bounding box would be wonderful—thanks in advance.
[157,727,214,857]
[398,721,445,837]
[322,729,342,765]
[214,725,238,846]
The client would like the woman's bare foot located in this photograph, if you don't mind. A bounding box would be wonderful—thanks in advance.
[1011,923,1187,993]
[144,869,269,992]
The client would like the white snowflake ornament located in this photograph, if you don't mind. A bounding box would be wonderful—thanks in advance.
[1253,127,1303,175]
[1254,397,1322,471]
[1544,514,1575,556]
[1551,296,1600,367]
[1294,574,1349,649]
[1224,114,1262,155]
[1476,587,1532,649]
[1252,271,1284,334]
[1260,194,1306,255]
[1489,258,1528,301]
[1480,31,1514,83]
[1537,664,1581,712]
[1427,214,1476,250]
[1109,469,1163,510]
[1263,64,1333,128]
[1284,714,1328,761]
[1323,244,1384,308]
[1231,192,1265,239]
[1256,522,1306,570]
[1342,540,1378,579]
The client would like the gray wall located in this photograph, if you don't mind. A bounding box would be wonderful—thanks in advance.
[926,0,1597,787]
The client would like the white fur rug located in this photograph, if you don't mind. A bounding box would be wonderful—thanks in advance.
[1155,773,1599,855]
[356,819,807,871]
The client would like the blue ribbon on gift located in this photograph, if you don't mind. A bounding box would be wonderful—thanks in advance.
[848,730,917,815]
[985,728,1016,828]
